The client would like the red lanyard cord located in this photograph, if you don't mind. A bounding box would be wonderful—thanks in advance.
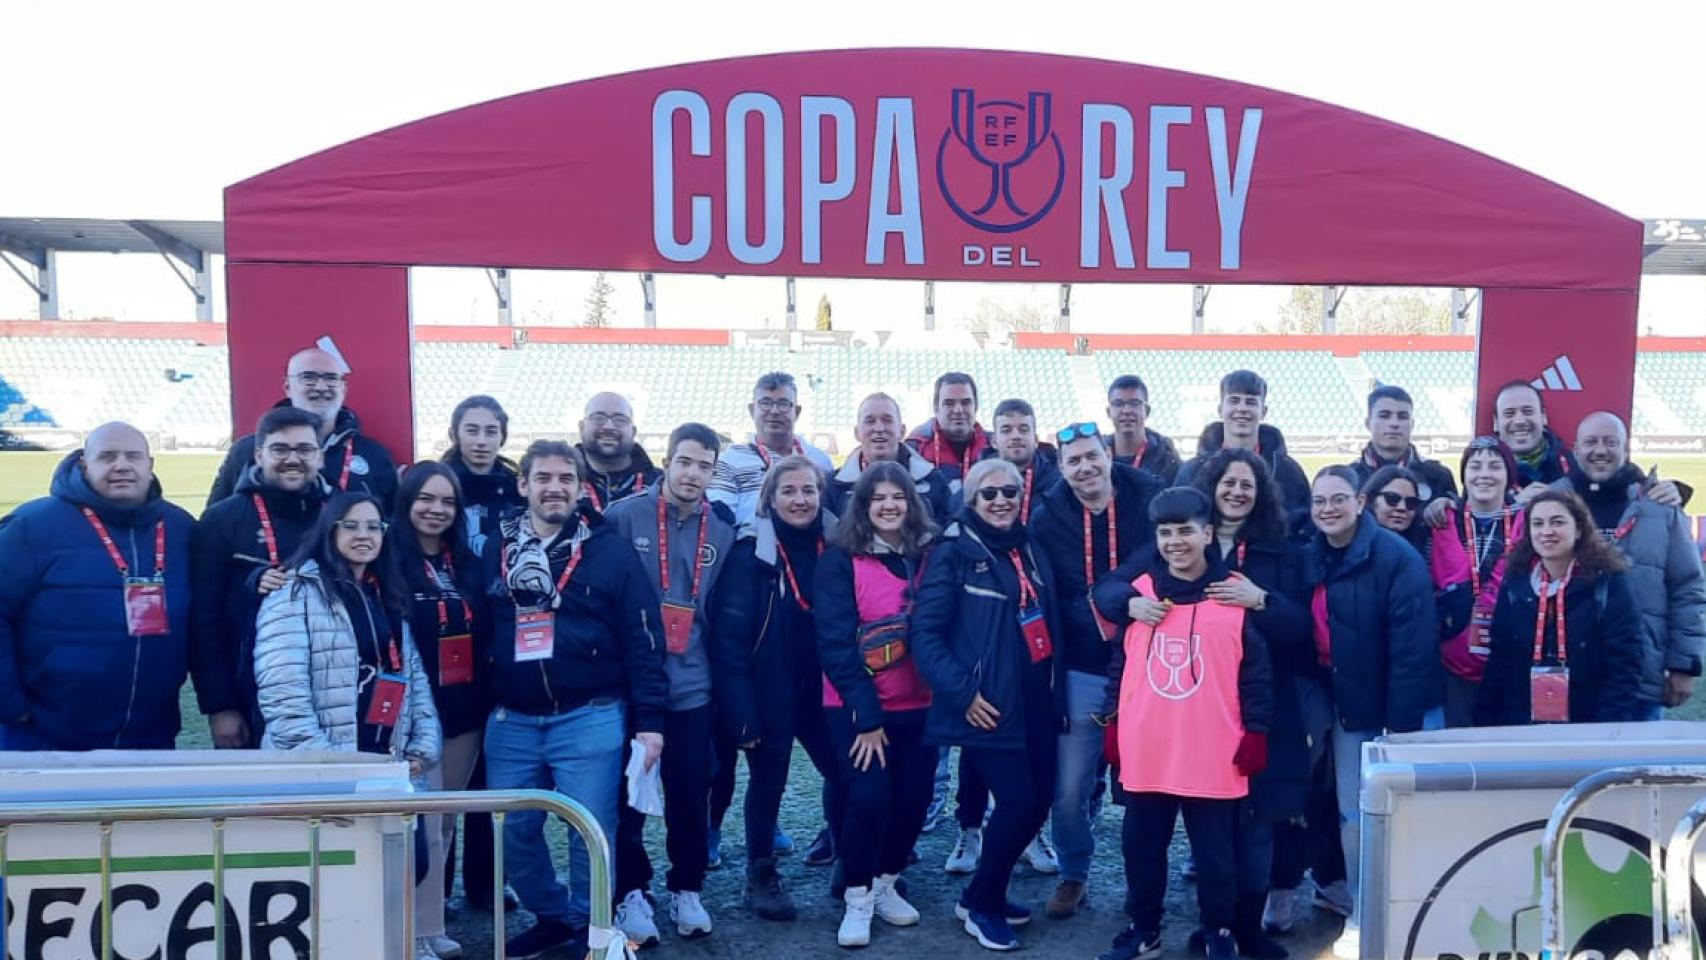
[1533,564,1571,666]
[775,537,823,612]
[425,554,475,633]
[1081,497,1118,587]
[81,508,164,578]
[658,496,710,602]
[252,495,280,565]
[1008,549,1040,609]
[1464,507,1517,598]
[1019,465,1036,525]
[500,532,585,596]
[335,435,355,491]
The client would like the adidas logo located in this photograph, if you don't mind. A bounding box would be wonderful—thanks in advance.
[1530,355,1583,392]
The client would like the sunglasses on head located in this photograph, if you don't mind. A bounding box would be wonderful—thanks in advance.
[1055,422,1101,444]
[1377,492,1424,511]
[977,485,1022,502]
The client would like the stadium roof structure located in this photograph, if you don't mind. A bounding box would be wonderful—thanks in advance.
[1644,218,1706,275]
[0,216,223,321]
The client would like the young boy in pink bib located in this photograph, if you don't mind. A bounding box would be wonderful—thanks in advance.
[1091,486,1275,960]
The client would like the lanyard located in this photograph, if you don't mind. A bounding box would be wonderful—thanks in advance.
[587,472,644,511]
[756,438,803,469]
[82,508,164,579]
[1232,539,1247,570]
[335,435,355,491]
[1613,515,1638,543]
[930,429,973,478]
[1019,465,1036,525]
[1465,508,1517,597]
[1008,549,1040,609]
[425,555,474,633]
[252,495,280,565]
[358,581,403,673]
[658,496,710,602]
[776,537,823,612]
[1081,497,1118,587]
[1533,565,1571,666]
[500,534,585,595]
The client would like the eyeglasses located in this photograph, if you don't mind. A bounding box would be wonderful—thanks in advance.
[264,443,319,460]
[1055,422,1101,444]
[1377,492,1424,511]
[335,519,388,534]
[586,412,632,428]
[292,372,346,387]
[1108,399,1150,411]
[1466,436,1504,451]
[976,485,1022,502]
[1311,493,1355,510]
[754,398,797,413]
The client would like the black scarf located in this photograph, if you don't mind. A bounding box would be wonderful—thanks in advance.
[773,513,824,606]
[961,506,1028,552]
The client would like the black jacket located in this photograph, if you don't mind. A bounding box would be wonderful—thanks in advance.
[1094,559,1275,735]
[1347,444,1459,504]
[910,515,1067,750]
[1474,568,1645,726]
[480,508,669,733]
[707,514,829,744]
[1104,429,1183,485]
[1176,423,1311,518]
[1304,517,1443,732]
[1027,463,1162,676]
[813,543,925,732]
[577,444,661,512]
[210,404,398,508]
[189,468,327,722]
[1222,535,1316,820]
[404,543,491,739]
[446,454,522,555]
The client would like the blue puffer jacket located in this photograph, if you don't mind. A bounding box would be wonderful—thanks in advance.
[0,451,195,749]
[1305,517,1443,733]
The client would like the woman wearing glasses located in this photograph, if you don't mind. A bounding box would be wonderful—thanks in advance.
[913,458,1064,953]
[253,491,440,770]
[442,395,523,557]
[1361,466,1474,696]
[814,462,937,948]
[1304,466,1441,960]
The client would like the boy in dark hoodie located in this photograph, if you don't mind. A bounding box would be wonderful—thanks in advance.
[1091,486,1274,960]
[1174,371,1310,516]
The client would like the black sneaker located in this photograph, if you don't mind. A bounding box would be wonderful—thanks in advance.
[1098,924,1163,960]
[505,918,579,959]
[1206,928,1239,960]
[804,827,835,867]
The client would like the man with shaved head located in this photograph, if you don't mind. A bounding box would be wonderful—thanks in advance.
[206,346,398,506]
[0,422,202,749]
[826,392,951,522]
[1553,410,1706,716]
[577,391,661,511]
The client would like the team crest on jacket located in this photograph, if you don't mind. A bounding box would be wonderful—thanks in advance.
[1146,629,1204,700]
[349,454,370,476]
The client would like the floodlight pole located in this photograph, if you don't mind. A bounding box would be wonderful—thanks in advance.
[1323,285,1346,334]
[1192,285,1211,334]
[0,239,57,320]
[640,273,657,328]
[924,280,936,332]
[486,269,512,326]
[1058,283,1072,332]
[785,277,797,330]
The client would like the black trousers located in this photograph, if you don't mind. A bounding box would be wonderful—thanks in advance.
[1235,802,1275,898]
[955,750,990,830]
[616,705,714,895]
[740,696,843,859]
[1121,792,1238,932]
[958,687,1057,914]
[828,707,934,890]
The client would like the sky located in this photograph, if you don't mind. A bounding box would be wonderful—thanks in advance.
[1,0,1702,334]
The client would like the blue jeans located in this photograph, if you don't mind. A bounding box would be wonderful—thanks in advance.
[484,699,625,927]
[1051,669,1106,883]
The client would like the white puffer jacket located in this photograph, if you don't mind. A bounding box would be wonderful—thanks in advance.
[253,561,441,767]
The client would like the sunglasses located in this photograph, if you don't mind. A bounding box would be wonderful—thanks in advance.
[1376,492,1424,511]
[1055,422,1101,444]
[976,485,1022,502]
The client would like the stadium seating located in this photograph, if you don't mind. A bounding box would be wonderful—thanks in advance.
[1,336,1701,451]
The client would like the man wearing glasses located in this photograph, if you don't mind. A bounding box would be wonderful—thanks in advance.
[1027,422,1161,920]
[207,347,399,507]
[709,372,833,526]
[577,392,662,512]
[190,407,330,748]
[1104,376,1181,484]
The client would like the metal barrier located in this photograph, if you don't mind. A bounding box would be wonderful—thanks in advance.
[0,788,625,960]
[1538,764,1706,960]
[1663,790,1706,960]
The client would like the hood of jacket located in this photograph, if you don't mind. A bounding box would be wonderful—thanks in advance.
[50,449,165,526]
[1194,421,1293,462]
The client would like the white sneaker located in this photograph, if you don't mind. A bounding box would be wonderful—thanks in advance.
[427,935,462,959]
[1312,878,1354,918]
[871,874,920,926]
[1262,885,1299,933]
[414,938,440,960]
[1021,833,1060,874]
[616,889,660,948]
[839,885,876,947]
[945,827,982,874]
[670,890,713,939]
[1332,921,1361,959]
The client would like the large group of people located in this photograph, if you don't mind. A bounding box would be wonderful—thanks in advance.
[1,347,1703,960]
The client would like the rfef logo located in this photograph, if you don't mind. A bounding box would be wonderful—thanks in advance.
[936,90,1065,233]
[1146,630,1204,700]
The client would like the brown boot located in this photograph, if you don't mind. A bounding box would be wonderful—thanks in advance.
[1046,879,1087,919]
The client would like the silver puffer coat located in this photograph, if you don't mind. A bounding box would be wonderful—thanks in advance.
[253,561,441,767]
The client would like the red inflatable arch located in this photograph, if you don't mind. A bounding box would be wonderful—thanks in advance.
[223,48,1642,458]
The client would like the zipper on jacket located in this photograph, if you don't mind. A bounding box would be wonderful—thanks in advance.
[753,582,777,656]
[114,525,143,747]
